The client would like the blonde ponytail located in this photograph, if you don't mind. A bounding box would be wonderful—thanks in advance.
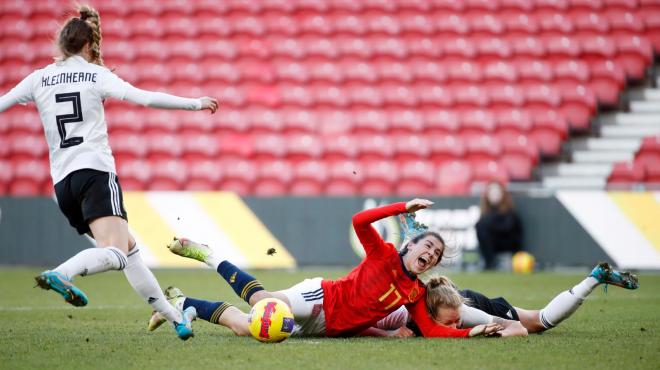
[425,275,468,320]
[55,4,104,66]
[78,5,104,66]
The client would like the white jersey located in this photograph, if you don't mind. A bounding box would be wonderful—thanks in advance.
[0,55,202,183]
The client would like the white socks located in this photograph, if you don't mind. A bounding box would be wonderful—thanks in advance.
[539,276,599,329]
[460,303,494,327]
[123,247,183,324]
[54,247,127,280]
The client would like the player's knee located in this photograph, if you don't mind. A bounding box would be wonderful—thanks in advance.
[249,290,272,306]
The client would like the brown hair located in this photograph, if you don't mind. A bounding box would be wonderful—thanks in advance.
[425,275,467,319]
[56,5,104,66]
[479,181,515,214]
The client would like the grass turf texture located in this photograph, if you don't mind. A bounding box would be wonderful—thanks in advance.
[1,268,658,370]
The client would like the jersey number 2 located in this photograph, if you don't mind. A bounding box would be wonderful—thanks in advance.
[55,92,84,148]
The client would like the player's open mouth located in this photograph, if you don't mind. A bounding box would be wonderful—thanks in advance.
[417,256,428,269]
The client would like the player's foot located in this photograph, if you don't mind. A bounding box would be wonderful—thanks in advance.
[148,286,186,331]
[173,306,197,341]
[167,237,213,264]
[34,271,88,307]
[590,262,639,290]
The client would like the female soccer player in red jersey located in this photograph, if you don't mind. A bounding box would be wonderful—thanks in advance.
[149,199,502,338]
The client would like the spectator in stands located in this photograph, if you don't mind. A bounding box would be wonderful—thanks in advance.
[475,181,523,270]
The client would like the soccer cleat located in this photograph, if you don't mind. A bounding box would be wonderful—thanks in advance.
[148,286,186,332]
[34,271,89,307]
[167,237,213,263]
[174,306,197,341]
[590,262,639,290]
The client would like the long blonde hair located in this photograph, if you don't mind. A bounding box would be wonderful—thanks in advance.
[425,275,468,319]
[56,5,104,66]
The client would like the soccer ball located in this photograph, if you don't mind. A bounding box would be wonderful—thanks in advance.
[512,251,535,274]
[248,298,295,343]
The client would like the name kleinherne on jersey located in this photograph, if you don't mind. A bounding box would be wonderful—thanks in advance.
[41,72,98,87]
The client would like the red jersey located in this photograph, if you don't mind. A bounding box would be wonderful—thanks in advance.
[320,202,470,338]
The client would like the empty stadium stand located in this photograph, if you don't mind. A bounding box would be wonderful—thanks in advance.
[1,0,660,195]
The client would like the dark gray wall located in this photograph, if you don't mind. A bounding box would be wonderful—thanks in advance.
[245,196,610,268]
[0,196,609,268]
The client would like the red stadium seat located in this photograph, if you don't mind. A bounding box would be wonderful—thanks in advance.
[446,61,483,83]
[218,134,254,160]
[181,134,221,161]
[361,160,398,196]
[472,160,510,184]
[500,13,541,36]
[508,36,547,58]
[389,109,424,135]
[588,60,626,106]
[219,160,257,195]
[613,35,653,79]
[556,84,597,131]
[429,135,466,165]
[500,135,539,180]
[424,109,460,136]
[282,109,318,134]
[496,109,534,137]
[415,84,455,107]
[608,161,645,184]
[323,135,359,161]
[435,14,470,36]
[326,160,362,195]
[9,133,48,160]
[399,13,435,35]
[466,135,503,165]
[646,160,660,183]
[409,59,447,82]
[482,61,519,83]
[290,161,328,196]
[247,109,284,134]
[436,161,473,195]
[147,133,182,161]
[287,134,323,162]
[394,135,431,162]
[376,61,413,83]
[186,159,223,191]
[253,134,287,160]
[150,159,188,191]
[254,160,293,196]
[460,109,497,137]
[397,160,435,195]
[358,134,394,161]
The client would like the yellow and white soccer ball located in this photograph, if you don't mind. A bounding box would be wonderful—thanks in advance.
[248,298,295,343]
[512,251,535,274]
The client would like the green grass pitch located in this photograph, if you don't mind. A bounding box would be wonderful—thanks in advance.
[1,268,658,369]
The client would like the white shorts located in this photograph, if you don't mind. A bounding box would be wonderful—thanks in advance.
[279,277,326,336]
[376,306,409,330]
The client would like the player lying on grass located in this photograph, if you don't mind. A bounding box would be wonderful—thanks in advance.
[149,199,506,338]
[377,263,639,335]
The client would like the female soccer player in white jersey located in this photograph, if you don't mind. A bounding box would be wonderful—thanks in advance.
[0,5,218,340]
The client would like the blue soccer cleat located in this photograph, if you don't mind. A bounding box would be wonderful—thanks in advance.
[34,271,89,307]
[173,306,197,341]
[590,262,639,290]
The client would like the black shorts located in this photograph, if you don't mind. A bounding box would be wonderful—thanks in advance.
[459,289,520,321]
[54,169,128,235]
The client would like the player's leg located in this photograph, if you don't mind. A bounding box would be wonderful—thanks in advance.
[35,171,127,307]
[167,237,285,307]
[535,262,638,331]
[148,286,251,336]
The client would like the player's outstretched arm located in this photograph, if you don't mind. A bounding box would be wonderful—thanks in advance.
[0,72,35,113]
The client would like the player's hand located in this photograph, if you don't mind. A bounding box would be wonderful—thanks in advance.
[405,198,433,213]
[200,97,219,113]
[389,327,414,338]
[468,323,504,337]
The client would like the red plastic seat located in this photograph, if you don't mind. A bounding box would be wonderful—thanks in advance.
[382,84,418,107]
[487,85,526,108]
[608,161,645,184]
[341,61,378,83]
[394,135,431,161]
[366,14,401,35]
[348,85,384,107]
[446,61,483,83]
[529,109,568,156]
[376,61,413,83]
[253,134,287,160]
[247,109,284,134]
[460,109,497,137]
[472,160,510,184]
[323,135,359,161]
[358,134,394,161]
[495,109,534,137]
[397,160,435,196]
[389,109,424,135]
[181,134,221,161]
[299,14,334,35]
[500,13,540,35]
[326,160,362,195]
[436,161,473,195]
[400,13,435,34]
[254,160,293,196]
[219,159,257,195]
[186,159,223,191]
[424,109,460,135]
[410,60,447,83]
[499,135,539,180]
[613,35,654,80]
[435,14,470,35]
[9,133,47,160]
[415,84,455,107]
[361,160,398,196]
[482,61,518,83]
[290,160,328,196]
[452,85,489,108]
[556,84,597,131]
[646,161,660,183]
[467,13,505,35]
[352,109,388,134]
[282,109,318,134]
[429,135,466,165]
[508,36,547,58]
[150,159,187,190]
[466,135,503,165]
[287,134,323,162]
[588,60,626,106]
